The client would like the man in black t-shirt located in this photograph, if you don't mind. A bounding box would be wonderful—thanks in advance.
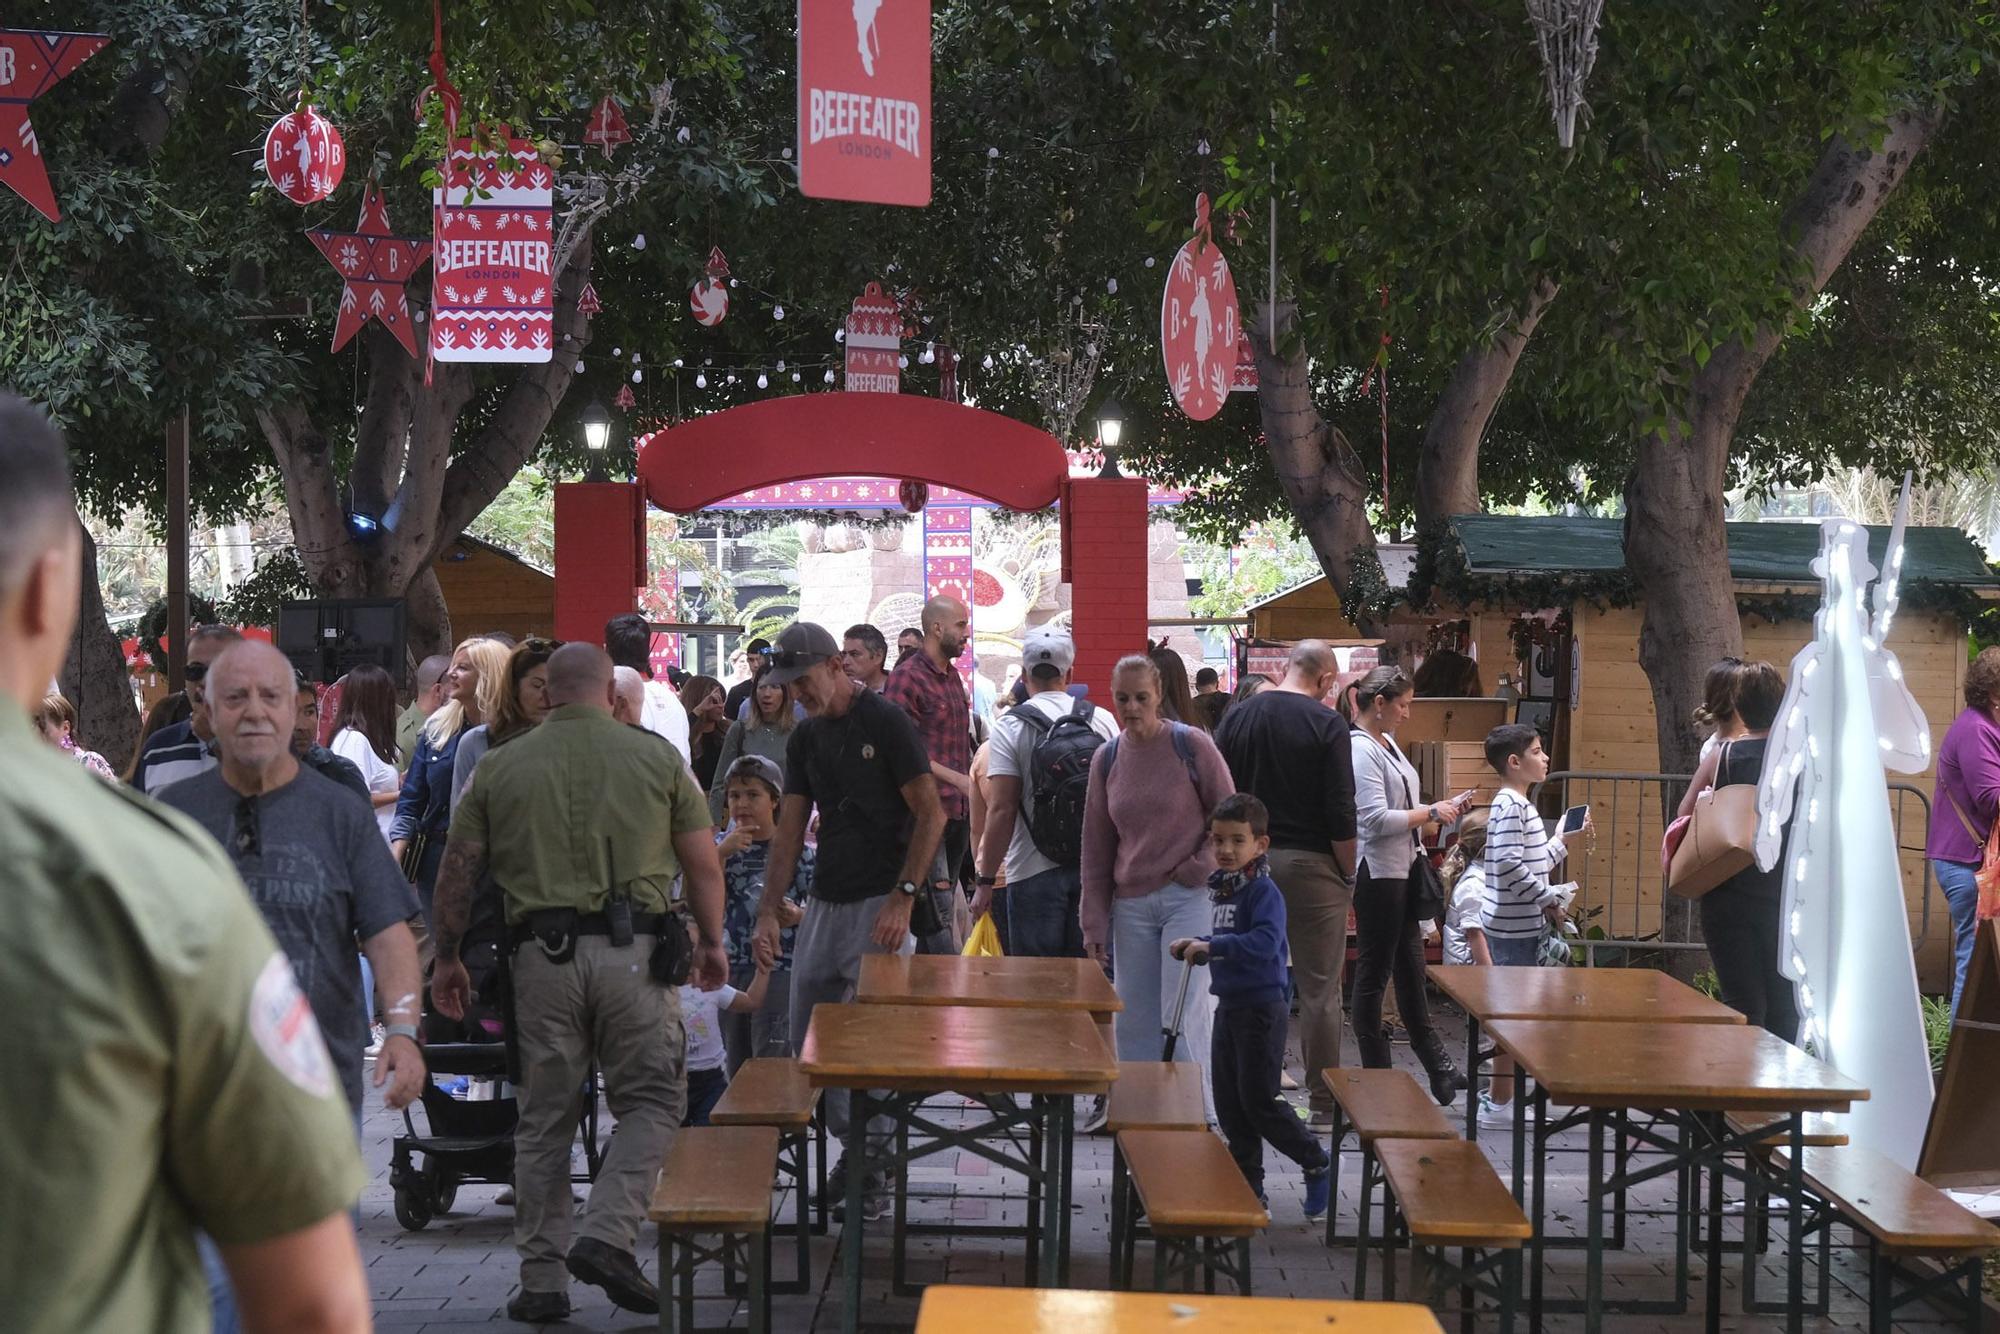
[752,621,944,1219]
[1213,639,1359,1127]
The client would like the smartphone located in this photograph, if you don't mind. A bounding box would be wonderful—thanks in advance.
[1559,803,1590,835]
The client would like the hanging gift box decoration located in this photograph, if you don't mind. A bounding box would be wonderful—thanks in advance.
[307,181,431,356]
[843,282,901,392]
[584,95,631,158]
[0,28,109,222]
[264,105,347,205]
[689,247,730,326]
[431,126,555,363]
[1159,193,1240,422]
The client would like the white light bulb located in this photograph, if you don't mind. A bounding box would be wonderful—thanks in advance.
[1799,983,1814,1008]
[776,359,786,372]
[676,126,690,143]
[1107,278,1118,294]
[632,369,642,383]
[695,373,707,388]
[1788,706,1803,728]
[773,305,785,321]
[574,360,586,373]
[1887,658,1902,681]
[757,373,768,389]
[1145,256,1156,268]
[1807,735,1820,759]
[986,146,999,159]
[1795,859,1808,882]
[1765,813,1780,837]
[729,278,738,288]
[1791,910,1803,935]
[1793,953,1808,975]
[981,354,994,370]
[823,369,835,384]
[612,347,622,357]
[673,358,684,368]
[726,373,737,384]
[835,329,845,343]
[1808,798,1820,824]
[897,354,909,369]
[791,371,801,382]
[1791,753,1806,777]
[631,234,646,250]
[781,146,792,159]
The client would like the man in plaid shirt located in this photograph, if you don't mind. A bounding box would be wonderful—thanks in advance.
[884,594,973,952]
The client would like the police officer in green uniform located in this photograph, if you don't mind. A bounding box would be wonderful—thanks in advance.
[432,643,728,1324]
[0,393,372,1334]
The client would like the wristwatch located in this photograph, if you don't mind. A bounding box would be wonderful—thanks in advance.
[1427,804,1441,824]
[895,879,921,899]
[384,1023,421,1045]
[975,873,998,889]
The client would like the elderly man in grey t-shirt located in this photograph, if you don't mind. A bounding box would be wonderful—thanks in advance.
[158,641,426,1116]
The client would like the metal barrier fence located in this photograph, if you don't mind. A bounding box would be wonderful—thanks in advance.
[1536,771,1938,968]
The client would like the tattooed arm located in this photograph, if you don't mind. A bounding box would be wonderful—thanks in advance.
[428,839,488,1020]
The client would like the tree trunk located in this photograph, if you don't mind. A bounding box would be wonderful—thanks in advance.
[61,517,140,772]
[1415,279,1559,527]
[404,567,453,662]
[1624,110,1936,775]
[1247,300,1380,619]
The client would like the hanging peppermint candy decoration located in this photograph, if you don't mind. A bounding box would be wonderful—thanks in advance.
[690,246,731,327]
[264,105,347,205]
[614,383,637,411]
[577,282,602,317]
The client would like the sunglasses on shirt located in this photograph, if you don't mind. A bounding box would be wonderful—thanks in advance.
[232,795,261,859]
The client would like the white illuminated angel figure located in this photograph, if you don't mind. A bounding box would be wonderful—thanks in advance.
[1754,475,1934,1169]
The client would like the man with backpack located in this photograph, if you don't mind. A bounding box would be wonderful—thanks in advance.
[972,627,1117,959]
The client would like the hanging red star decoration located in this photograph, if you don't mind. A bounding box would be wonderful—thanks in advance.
[306,183,432,357]
[0,28,109,223]
[577,282,602,317]
[583,95,630,158]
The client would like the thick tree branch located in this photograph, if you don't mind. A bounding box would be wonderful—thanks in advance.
[432,231,597,553]
[352,325,421,513]
[1415,278,1559,526]
[256,399,365,591]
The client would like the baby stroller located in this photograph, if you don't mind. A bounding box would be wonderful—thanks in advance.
[388,909,606,1229]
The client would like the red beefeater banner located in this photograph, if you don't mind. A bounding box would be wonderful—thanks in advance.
[431,127,555,363]
[797,0,931,207]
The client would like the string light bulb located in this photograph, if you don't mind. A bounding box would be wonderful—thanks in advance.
[756,373,769,389]
[694,372,707,388]
[773,305,785,321]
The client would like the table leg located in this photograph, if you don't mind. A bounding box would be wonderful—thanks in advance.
[1465,1013,1481,1142]
[891,1114,909,1294]
[1109,1148,1128,1290]
[1529,1082,1548,1325]
[659,1232,676,1334]
[839,1090,868,1334]
[1704,1113,1723,1334]
[1786,1114,1805,1334]
[1024,1100,1042,1288]
[1674,1113,1691,1310]
[1056,1095,1076,1285]
[1510,1073,1527,1204]
[1039,1094,1064,1285]
[1586,1111,1605,1333]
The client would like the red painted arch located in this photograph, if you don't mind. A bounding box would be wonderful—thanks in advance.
[634,394,1069,513]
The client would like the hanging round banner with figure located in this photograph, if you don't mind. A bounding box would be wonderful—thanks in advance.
[1159,193,1240,422]
[263,105,347,205]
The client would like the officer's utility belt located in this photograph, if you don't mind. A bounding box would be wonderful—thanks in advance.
[508,903,691,986]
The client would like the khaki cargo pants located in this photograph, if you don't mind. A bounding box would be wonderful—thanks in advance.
[511,934,686,1294]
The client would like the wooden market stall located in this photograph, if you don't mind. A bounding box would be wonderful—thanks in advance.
[431,535,556,644]
[1246,514,2000,988]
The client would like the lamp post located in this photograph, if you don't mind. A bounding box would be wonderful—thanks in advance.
[1095,396,1126,478]
[581,398,612,482]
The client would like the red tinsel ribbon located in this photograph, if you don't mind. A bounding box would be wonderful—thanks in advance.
[417,0,462,139]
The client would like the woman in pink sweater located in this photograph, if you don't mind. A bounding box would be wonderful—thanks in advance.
[1083,655,1237,1117]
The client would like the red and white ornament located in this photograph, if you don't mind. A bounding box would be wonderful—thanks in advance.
[898,479,930,513]
[0,28,109,223]
[614,383,637,411]
[689,246,730,326]
[431,125,555,364]
[577,282,602,317]
[264,105,347,205]
[307,182,431,357]
[584,95,631,158]
[843,282,902,393]
[1159,193,1240,422]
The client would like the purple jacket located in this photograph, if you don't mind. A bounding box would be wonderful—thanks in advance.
[1928,707,2000,864]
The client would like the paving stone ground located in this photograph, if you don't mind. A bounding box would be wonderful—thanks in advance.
[359,998,1976,1332]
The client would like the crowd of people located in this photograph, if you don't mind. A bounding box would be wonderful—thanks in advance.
[14,364,1987,1330]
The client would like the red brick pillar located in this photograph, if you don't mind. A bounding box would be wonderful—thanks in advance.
[553,481,646,644]
[1060,475,1150,702]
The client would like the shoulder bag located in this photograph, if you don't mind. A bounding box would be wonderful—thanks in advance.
[1367,733,1446,922]
[1666,741,1759,899]
[1945,787,2000,920]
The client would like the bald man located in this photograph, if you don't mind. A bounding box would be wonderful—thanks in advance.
[159,640,427,1120]
[883,594,973,953]
[397,653,453,772]
[431,643,727,1320]
[611,665,648,727]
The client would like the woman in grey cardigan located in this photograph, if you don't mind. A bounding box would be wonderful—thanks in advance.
[707,666,797,820]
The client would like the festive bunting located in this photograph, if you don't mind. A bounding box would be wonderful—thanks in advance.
[263,105,347,205]
[0,28,109,222]
[431,126,555,363]
[584,95,631,158]
[1160,193,1240,422]
[690,246,730,326]
[844,282,901,392]
[307,183,431,357]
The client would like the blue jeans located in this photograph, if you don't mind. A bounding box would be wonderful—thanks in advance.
[1935,859,1980,1017]
[1111,883,1216,1123]
[1487,934,1543,967]
[1003,866,1085,958]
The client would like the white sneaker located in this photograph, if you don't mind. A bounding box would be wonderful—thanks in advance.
[1078,1093,1109,1134]
[363,1024,386,1058]
[1476,1094,1516,1129]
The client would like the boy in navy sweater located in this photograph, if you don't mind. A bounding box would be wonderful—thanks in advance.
[1172,793,1333,1219]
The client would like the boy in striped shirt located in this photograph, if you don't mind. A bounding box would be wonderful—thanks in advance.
[1479,724,1587,965]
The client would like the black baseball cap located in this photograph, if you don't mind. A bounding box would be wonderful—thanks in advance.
[761,622,841,685]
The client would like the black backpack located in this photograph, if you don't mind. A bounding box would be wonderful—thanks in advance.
[1013,694,1108,866]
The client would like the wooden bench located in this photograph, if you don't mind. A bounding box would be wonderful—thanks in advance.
[1762,1145,2000,1332]
[708,1058,825,1291]
[1374,1138,1530,1333]
[1322,1067,1457,1256]
[1104,1061,1208,1289]
[648,1126,779,1334]
[1117,1128,1270,1294]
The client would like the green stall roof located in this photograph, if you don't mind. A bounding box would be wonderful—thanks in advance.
[1451,515,2000,588]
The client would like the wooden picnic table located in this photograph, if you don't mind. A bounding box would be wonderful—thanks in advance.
[858,953,1122,1014]
[1481,1017,1867,1334]
[799,1003,1118,1334]
[914,1285,1445,1332]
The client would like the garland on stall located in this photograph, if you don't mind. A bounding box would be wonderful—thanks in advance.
[1342,541,1402,627]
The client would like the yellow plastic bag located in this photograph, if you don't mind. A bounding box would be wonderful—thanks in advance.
[962,912,1003,958]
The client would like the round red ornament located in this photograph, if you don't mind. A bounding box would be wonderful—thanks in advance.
[897,479,929,513]
[264,106,347,205]
[689,278,729,327]
[1159,193,1240,422]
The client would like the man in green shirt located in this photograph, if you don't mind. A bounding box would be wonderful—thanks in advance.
[0,392,370,1334]
[433,643,728,1322]
[396,653,451,772]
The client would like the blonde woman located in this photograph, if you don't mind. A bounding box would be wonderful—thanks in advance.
[391,636,510,926]
[451,637,557,813]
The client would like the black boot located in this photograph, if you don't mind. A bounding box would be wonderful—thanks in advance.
[1412,1031,1465,1106]
[1355,1023,1394,1069]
